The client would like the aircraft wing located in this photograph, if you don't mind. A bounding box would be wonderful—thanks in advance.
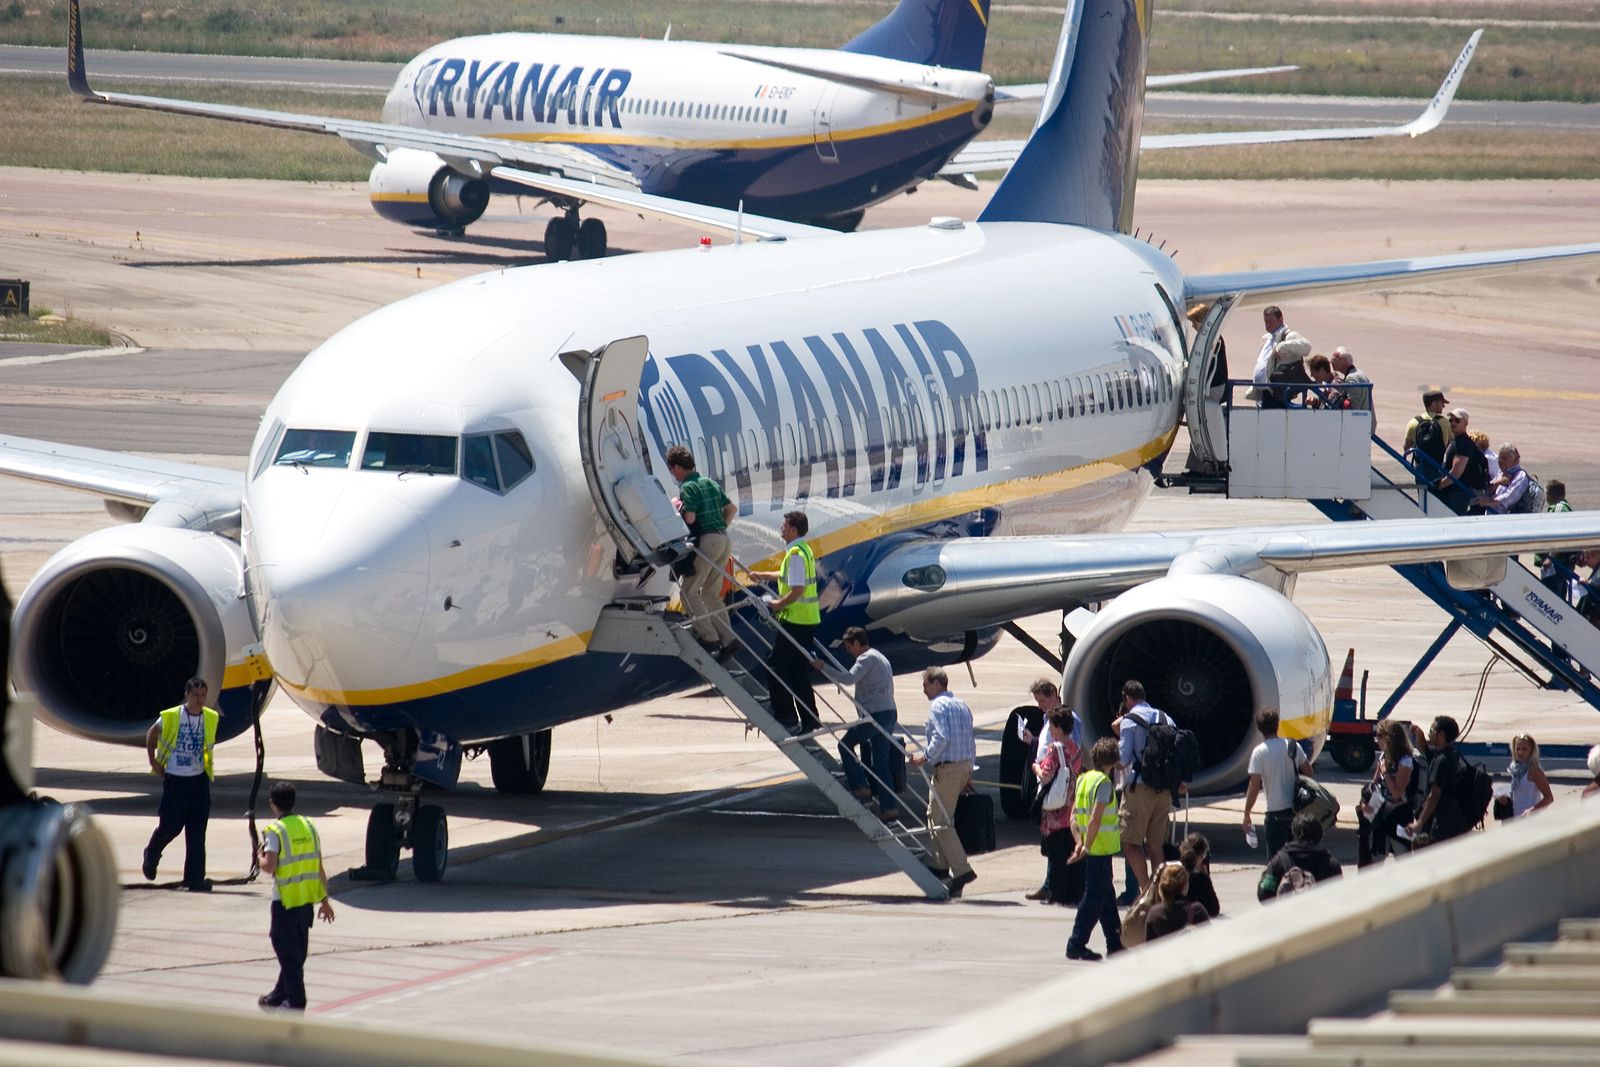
[862,511,1600,638]
[1184,240,1600,305]
[0,434,243,529]
[996,65,1298,101]
[942,32,1478,178]
[493,168,838,242]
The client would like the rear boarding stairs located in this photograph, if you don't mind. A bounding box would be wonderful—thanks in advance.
[1182,376,1600,756]
[570,336,957,900]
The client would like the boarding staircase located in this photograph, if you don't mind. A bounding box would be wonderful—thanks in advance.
[1202,382,1600,722]
[588,580,951,900]
[1233,917,1600,1067]
[1307,438,1600,715]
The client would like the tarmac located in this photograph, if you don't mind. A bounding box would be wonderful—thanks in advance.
[2,170,1599,1064]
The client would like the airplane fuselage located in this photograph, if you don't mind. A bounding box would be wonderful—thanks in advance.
[241,220,1188,747]
[376,34,995,224]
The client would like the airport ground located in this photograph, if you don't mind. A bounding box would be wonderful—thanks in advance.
[2,171,1599,1063]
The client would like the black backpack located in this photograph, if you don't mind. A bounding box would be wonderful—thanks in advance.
[1412,414,1446,469]
[1134,712,1179,792]
[1456,757,1493,829]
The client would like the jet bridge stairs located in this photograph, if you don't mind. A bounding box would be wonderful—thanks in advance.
[1196,387,1600,726]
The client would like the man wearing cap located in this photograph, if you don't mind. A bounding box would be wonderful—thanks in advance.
[1403,389,1451,483]
[1331,347,1373,421]
[1439,408,1490,515]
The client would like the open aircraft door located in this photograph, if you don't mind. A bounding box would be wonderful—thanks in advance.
[1183,293,1240,477]
[566,336,691,570]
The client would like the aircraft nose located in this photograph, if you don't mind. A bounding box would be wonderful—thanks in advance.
[249,482,431,698]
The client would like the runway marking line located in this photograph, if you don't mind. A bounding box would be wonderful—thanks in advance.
[311,945,558,1015]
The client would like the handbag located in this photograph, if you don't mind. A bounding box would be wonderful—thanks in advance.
[1041,742,1072,812]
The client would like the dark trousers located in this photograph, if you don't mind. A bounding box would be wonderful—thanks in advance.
[269,900,315,1008]
[1068,853,1123,954]
[1264,808,1294,860]
[1043,830,1084,905]
[767,620,819,731]
[839,709,899,811]
[146,772,211,887]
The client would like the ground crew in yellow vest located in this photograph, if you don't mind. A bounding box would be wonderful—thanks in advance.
[142,676,219,892]
[1065,737,1126,961]
[749,509,821,734]
[258,781,335,1010]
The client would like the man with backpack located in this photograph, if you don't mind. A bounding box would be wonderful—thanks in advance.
[1257,814,1343,901]
[1409,715,1478,843]
[1113,679,1177,897]
[1241,707,1316,861]
[1477,444,1541,514]
[1403,389,1451,484]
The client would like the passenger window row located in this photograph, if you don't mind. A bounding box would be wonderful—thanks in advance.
[619,97,787,125]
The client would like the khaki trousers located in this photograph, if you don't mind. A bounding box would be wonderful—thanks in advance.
[926,761,973,878]
[682,530,735,646]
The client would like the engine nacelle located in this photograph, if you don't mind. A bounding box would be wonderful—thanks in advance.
[1064,573,1332,794]
[368,147,490,230]
[12,526,272,746]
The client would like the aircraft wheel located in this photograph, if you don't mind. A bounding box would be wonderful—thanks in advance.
[576,217,608,259]
[544,216,575,261]
[1332,736,1376,774]
[364,802,399,878]
[997,705,1042,819]
[412,805,448,883]
[0,801,119,984]
[488,730,551,795]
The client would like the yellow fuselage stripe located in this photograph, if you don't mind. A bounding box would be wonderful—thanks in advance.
[279,428,1175,707]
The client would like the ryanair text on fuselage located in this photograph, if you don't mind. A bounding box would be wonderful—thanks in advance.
[413,57,634,127]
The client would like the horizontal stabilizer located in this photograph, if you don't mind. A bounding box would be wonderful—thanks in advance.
[995,64,1297,101]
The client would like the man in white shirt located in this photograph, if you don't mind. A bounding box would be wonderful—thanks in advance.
[1478,444,1531,514]
[1242,706,1315,859]
[143,677,219,891]
[1251,305,1311,408]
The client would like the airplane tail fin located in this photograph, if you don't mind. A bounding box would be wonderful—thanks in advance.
[840,0,992,72]
[978,0,1152,232]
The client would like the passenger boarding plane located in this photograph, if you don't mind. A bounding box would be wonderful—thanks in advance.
[11,0,1594,885]
[65,0,1477,258]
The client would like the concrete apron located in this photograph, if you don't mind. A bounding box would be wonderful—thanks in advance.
[847,799,1600,1067]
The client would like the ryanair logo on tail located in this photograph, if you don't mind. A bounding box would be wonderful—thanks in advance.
[413,57,633,128]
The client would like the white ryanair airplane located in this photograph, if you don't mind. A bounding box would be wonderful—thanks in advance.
[11,0,1596,884]
[64,0,1477,258]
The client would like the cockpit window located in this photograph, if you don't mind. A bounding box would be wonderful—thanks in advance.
[361,432,457,475]
[275,428,356,469]
[462,430,536,494]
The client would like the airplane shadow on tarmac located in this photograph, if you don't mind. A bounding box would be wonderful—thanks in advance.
[119,235,641,272]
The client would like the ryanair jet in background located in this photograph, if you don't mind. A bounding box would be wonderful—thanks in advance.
[66,0,1475,259]
[13,0,1589,886]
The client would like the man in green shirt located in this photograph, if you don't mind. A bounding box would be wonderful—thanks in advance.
[667,445,739,660]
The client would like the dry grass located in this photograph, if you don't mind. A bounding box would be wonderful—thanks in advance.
[0,306,113,346]
[2,0,1598,100]
[0,77,377,180]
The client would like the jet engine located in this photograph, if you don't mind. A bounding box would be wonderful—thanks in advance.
[11,525,271,746]
[368,147,490,231]
[1064,574,1333,793]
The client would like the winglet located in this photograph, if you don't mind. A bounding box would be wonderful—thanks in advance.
[1403,29,1482,137]
[66,0,100,99]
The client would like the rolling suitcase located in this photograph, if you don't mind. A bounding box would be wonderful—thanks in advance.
[954,792,996,854]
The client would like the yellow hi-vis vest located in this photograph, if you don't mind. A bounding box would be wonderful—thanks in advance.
[1073,769,1121,855]
[776,540,820,625]
[155,706,219,780]
[265,814,327,910]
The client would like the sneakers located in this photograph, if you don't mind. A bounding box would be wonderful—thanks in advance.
[1065,943,1103,961]
[944,870,977,898]
[141,848,158,882]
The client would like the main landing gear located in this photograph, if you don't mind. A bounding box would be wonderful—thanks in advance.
[544,208,607,262]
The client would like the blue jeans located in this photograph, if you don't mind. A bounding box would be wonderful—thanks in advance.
[839,709,899,812]
[1068,853,1124,954]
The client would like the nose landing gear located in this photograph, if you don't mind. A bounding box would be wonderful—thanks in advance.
[350,732,450,884]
